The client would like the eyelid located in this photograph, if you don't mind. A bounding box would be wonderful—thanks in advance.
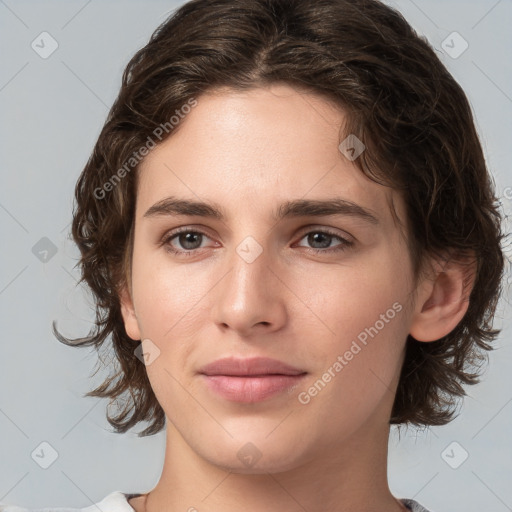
[160,225,215,242]
[161,227,217,249]
[161,224,354,244]
[294,224,355,243]
[161,224,356,258]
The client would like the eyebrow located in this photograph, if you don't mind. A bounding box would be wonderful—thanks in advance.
[143,196,379,225]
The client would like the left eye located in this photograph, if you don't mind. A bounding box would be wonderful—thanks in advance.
[162,229,353,256]
[295,231,353,252]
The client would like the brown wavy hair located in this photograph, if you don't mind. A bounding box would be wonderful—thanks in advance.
[54,0,505,436]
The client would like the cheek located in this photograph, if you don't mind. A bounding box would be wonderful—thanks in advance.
[131,248,209,339]
[293,261,409,436]
[291,249,411,413]
[129,255,209,412]
[296,253,410,348]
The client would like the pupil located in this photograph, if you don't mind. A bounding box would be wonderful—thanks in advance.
[181,233,201,249]
[309,233,330,248]
[177,232,333,251]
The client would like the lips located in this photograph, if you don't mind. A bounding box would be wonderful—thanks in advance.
[199,357,306,377]
[199,357,307,403]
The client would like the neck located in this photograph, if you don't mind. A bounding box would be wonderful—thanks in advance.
[141,420,405,512]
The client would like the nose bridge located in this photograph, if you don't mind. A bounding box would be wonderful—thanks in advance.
[226,235,272,307]
[212,233,285,332]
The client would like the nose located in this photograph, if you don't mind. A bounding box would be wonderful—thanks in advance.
[211,240,287,337]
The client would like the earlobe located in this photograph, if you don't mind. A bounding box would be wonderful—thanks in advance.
[119,286,142,341]
[409,253,477,342]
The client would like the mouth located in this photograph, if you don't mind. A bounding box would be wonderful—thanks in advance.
[198,357,308,403]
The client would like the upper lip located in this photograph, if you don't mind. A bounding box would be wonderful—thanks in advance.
[199,357,306,376]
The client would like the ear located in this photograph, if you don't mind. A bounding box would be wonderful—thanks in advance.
[119,285,142,341]
[409,252,477,342]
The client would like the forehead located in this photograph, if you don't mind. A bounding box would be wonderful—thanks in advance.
[136,84,404,231]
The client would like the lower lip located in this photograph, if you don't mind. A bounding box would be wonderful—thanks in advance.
[201,374,307,403]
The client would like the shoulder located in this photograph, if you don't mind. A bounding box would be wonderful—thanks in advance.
[401,498,435,512]
[0,491,137,512]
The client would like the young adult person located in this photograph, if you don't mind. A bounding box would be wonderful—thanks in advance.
[1,0,504,511]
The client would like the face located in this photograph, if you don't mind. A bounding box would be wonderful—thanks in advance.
[121,83,419,472]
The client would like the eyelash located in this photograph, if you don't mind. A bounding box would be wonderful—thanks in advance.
[161,227,354,258]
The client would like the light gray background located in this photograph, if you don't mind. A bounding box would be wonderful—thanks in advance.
[0,0,511,511]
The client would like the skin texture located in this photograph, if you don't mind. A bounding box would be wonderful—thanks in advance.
[120,84,473,512]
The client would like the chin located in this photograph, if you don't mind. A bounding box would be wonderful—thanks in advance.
[197,431,312,475]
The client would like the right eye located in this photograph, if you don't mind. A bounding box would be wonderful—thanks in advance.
[162,228,217,257]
